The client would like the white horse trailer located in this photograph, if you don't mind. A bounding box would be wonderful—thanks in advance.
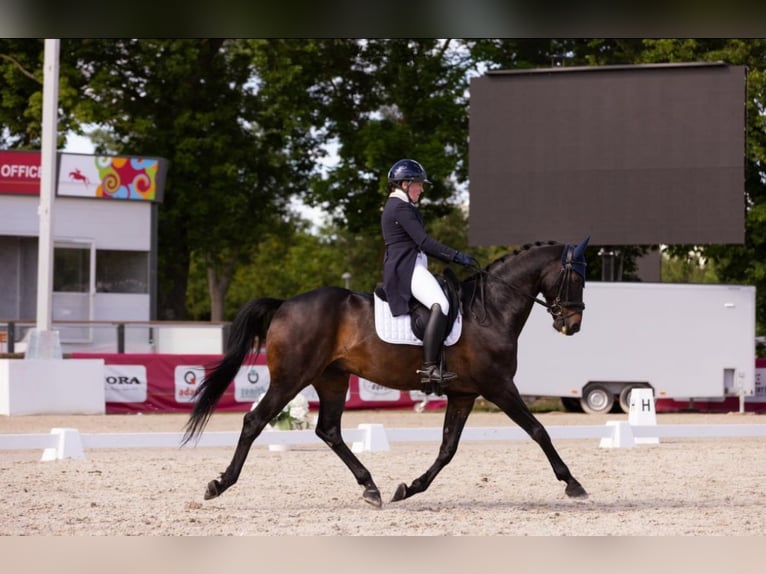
[515,282,756,413]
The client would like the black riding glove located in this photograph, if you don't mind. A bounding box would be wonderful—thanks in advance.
[453,251,478,268]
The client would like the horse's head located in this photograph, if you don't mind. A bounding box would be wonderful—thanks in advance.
[540,237,589,335]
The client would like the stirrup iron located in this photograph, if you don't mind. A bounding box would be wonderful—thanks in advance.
[417,362,457,396]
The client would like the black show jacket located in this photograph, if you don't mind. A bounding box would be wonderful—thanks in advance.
[381,194,458,316]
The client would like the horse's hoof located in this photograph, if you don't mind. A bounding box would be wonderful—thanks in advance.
[565,481,588,498]
[391,483,408,502]
[204,480,221,500]
[363,487,383,508]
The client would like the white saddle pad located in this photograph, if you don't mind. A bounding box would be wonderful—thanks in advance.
[374,292,462,346]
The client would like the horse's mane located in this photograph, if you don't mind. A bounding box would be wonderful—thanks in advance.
[484,240,560,275]
[461,241,560,320]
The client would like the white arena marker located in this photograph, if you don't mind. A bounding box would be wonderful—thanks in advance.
[351,424,390,453]
[628,388,659,444]
[599,421,635,448]
[41,428,86,461]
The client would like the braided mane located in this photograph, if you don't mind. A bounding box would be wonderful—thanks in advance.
[484,240,559,274]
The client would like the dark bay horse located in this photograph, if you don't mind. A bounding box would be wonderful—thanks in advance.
[183,238,590,507]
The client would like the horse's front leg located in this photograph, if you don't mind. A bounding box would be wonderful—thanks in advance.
[314,390,384,508]
[483,384,588,498]
[391,393,476,502]
[204,391,288,500]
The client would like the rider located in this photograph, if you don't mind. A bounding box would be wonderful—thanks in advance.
[381,158,478,389]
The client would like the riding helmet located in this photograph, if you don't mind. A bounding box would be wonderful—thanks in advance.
[387,159,431,185]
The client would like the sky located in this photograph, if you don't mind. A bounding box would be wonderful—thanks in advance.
[63,132,94,154]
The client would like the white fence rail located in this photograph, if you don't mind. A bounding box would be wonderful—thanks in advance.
[2,422,765,461]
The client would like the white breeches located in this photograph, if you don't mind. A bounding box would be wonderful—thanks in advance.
[410,252,449,316]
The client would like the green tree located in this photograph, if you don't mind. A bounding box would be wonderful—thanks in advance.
[68,39,321,321]
[0,39,88,149]
[187,219,388,321]
[660,249,719,283]
[301,39,473,236]
[210,39,482,314]
[223,223,381,318]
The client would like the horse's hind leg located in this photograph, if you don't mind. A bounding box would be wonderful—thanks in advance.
[484,385,588,498]
[391,393,476,503]
[204,388,292,500]
[314,373,383,508]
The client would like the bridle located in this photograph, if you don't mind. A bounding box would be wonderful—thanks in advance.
[469,243,586,323]
[545,243,586,319]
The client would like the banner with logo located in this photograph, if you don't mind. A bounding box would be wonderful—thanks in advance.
[0,150,167,202]
[58,153,167,201]
[72,353,445,414]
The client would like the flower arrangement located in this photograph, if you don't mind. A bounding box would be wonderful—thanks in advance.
[252,392,312,430]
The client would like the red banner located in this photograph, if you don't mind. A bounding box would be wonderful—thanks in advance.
[72,353,445,414]
[0,151,41,195]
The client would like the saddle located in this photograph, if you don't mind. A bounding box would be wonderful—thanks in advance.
[373,267,462,345]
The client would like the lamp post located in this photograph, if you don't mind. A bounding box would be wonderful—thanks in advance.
[341,272,351,289]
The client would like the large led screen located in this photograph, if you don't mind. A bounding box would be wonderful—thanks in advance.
[468,63,746,246]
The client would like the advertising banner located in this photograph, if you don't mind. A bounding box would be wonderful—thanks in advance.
[0,150,41,195]
[72,353,444,414]
[58,153,167,202]
[0,150,167,201]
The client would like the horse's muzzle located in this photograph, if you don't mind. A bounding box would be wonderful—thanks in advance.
[554,312,581,336]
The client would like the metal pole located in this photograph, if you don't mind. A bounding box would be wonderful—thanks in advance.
[117,323,125,354]
[36,39,60,332]
[738,371,746,414]
[27,39,62,359]
[8,322,15,354]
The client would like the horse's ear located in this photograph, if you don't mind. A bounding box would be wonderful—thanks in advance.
[573,236,590,259]
[568,236,590,281]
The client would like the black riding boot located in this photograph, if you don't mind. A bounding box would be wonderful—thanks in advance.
[418,304,457,394]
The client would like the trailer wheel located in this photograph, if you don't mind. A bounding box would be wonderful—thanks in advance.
[580,384,614,414]
[618,384,651,414]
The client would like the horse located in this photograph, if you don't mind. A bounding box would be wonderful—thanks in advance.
[183,238,591,507]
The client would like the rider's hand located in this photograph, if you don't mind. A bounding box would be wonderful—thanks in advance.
[453,251,478,268]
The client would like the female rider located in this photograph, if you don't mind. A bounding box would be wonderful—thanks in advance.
[381,159,477,389]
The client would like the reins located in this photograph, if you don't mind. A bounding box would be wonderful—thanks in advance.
[467,245,586,325]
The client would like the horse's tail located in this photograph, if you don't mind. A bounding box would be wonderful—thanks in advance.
[182,297,284,445]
